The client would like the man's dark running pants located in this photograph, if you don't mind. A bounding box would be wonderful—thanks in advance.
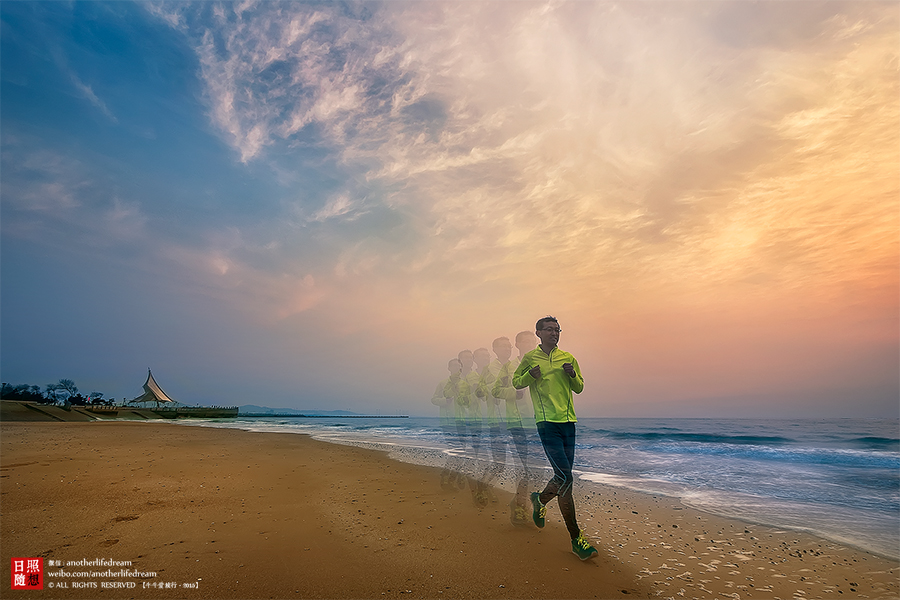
[536,421,580,539]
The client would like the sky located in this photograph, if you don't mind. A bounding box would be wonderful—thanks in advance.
[1,1,897,418]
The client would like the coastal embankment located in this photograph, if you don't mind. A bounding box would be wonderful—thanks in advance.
[1,400,236,422]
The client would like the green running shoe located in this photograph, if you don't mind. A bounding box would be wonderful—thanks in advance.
[571,531,598,560]
[530,492,546,528]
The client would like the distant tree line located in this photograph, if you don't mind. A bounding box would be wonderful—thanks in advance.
[0,379,114,406]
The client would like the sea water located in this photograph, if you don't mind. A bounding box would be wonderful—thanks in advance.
[181,416,899,560]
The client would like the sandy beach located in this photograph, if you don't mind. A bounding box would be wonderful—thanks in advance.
[1,421,897,599]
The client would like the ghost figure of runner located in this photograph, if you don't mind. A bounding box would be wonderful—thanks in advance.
[431,358,468,491]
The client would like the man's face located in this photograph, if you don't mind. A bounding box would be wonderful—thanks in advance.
[536,321,561,349]
[493,341,512,363]
[473,349,491,368]
[458,351,474,370]
[516,332,537,353]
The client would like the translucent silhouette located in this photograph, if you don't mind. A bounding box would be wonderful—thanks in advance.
[474,346,503,506]
[431,358,467,490]
[499,331,540,525]
[457,349,485,502]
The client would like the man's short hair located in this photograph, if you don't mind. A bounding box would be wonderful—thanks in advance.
[492,336,511,349]
[515,330,535,343]
[535,316,559,331]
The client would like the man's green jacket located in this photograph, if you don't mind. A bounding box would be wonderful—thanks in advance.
[512,347,583,423]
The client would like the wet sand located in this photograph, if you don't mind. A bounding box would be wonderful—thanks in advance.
[1,421,897,599]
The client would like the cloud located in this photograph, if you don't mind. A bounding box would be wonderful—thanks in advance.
[308,193,357,223]
[68,72,118,123]
[1,144,85,213]
[145,1,184,29]
[145,0,899,322]
[0,142,150,252]
[160,2,401,163]
[104,198,148,241]
[3,0,896,415]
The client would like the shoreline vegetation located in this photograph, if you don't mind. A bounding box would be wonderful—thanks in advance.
[1,417,897,599]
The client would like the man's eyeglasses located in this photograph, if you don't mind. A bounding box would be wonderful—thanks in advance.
[540,328,561,334]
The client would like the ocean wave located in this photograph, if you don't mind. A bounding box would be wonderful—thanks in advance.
[588,429,797,446]
[619,442,900,469]
[849,436,900,451]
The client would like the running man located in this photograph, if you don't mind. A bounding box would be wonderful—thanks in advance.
[512,316,599,560]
